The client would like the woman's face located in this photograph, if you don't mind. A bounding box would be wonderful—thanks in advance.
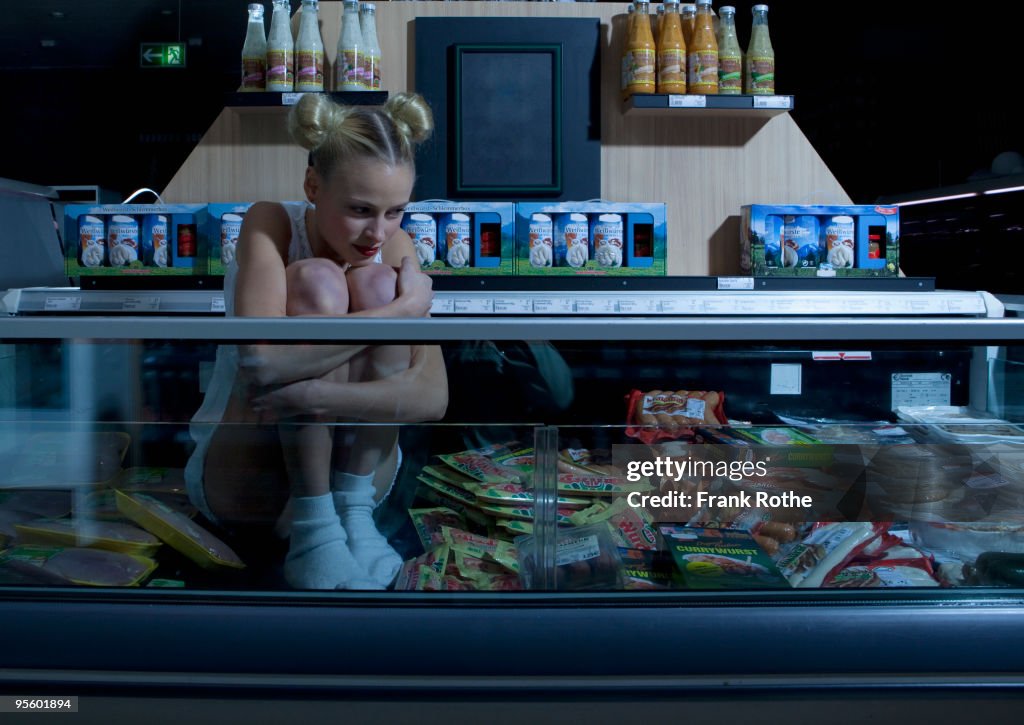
[305,156,414,267]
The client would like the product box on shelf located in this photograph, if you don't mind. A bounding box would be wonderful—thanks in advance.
[400,200,515,275]
[204,202,255,276]
[515,201,666,276]
[64,204,208,280]
[741,204,899,277]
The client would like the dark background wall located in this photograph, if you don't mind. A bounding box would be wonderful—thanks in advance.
[1,1,1021,203]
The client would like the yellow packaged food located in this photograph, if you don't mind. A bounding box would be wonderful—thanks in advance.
[115,490,245,571]
[14,518,162,557]
[441,526,519,574]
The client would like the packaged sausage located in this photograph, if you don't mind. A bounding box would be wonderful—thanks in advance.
[625,389,728,444]
[659,525,789,590]
[413,479,492,529]
[408,507,466,550]
[14,518,162,557]
[420,464,483,494]
[475,481,589,509]
[0,545,156,587]
[516,524,623,591]
[618,547,677,590]
[395,545,450,591]
[557,473,654,497]
[776,522,885,588]
[569,498,659,551]
[441,526,519,574]
[825,561,940,588]
[115,490,245,571]
[438,442,531,484]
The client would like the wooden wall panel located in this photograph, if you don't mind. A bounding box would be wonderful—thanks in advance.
[162,2,849,275]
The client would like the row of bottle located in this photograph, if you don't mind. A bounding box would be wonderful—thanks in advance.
[622,0,774,98]
[241,0,381,93]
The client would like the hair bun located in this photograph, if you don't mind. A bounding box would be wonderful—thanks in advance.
[383,93,434,146]
[288,93,351,151]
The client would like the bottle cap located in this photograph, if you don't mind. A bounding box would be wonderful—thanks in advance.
[248,3,264,17]
[720,5,736,14]
[753,4,769,12]
[695,0,712,6]
[362,2,375,9]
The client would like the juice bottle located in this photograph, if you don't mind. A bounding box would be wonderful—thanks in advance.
[717,6,742,95]
[680,4,697,50]
[360,2,382,91]
[240,4,267,92]
[336,0,364,90]
[657,0,686,95]
[266,0,294,92]
[295,0,324,92]
[621,0,656,100]
[746,4,776,94]
[687,0,718,94]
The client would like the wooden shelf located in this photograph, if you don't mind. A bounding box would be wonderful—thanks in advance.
[623,93,793,118]
[226,90,388,112]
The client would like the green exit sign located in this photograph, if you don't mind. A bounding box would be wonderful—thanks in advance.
[140,43,186,68]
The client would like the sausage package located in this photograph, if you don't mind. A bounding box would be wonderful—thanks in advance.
[658,525,789,590]
[516,524,623,591]
[625,389,728,443]
[776,522,885,588]
[115,490,245,571]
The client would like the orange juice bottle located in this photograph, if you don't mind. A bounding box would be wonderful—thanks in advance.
[622,0,657,100]
[687,0,718,94]
[680,4,697,50]
[657,0,687,94]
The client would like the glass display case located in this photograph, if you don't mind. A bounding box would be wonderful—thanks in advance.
[2,305,1024,694]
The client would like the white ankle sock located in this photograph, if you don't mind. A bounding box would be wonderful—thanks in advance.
[332,472,403,587]
[284,494,381,590]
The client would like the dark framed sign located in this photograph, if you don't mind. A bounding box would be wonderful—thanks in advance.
[414,17,600,202]
[453,44,563,195]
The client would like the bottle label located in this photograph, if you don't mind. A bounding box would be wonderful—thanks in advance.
[266,49,294,90]
[241,57,266,90]
[624,48,656,92]
[657,48,686,87]
[687,50,718,93]
[750,55,775,94]
[718,53,742,93]
[361,52,381,90]
[296,49,324,91]
[338,49,362,88]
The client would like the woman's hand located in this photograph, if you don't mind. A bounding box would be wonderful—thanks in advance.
[251,379,326,421]
[395,256,434,317]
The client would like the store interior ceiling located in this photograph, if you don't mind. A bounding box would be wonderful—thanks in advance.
[1,1,1021,203]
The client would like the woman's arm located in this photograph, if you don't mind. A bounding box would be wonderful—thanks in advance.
[251,343,448,423]
[234,204,434,387]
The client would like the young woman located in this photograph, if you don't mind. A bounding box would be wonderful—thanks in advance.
[185,93,448,590]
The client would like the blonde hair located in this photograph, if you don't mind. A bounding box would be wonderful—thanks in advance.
[288,93,434,179]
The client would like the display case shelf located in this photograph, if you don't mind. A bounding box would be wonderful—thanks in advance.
[623,93,793,117]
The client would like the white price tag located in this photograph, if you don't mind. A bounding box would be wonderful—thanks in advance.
[493,298,533,314]
[121,296,160,312]
[753,95,791,109]
[617,298,658,314]
[555,534,601,566]
[281,92,304,106]
[717,276,755,290]
[669,94,707,108]
[454,298,494,314]
[533,297,575,314]
[770,363,802,395]
[210,296,226,313]
[430,297,454,314]
[703,299,737,314]
[575,298,617,314]
[947,297,984,313]
[660,298,706,314]
[44,296,81,311]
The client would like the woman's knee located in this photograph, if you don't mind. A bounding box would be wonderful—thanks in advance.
[286,258,350,316]
[347,264,398,312]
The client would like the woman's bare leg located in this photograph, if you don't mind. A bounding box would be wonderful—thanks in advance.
[330,264,410,585]
[279,258,378,590]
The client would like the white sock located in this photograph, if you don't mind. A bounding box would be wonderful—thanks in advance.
[284,494,381,590]
[332,472,403,588]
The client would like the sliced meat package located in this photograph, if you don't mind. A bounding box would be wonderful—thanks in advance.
[625,389,728,443]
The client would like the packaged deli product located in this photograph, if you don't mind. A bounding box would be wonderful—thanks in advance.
[776,522,885,588]
[115,490,245,571]
[0,490,72,519]
[14,519,162,557]
[0,545,156,587]
[441,526,519,574]
[408,507,466,551]
[618,547,677,590]
[516,524,623,591]
[395,545,450,591]
[475,482,590,509]
[625,389,728,443]
[569,498,660,551]
[825,561,940,588]
[658,525,789,589]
